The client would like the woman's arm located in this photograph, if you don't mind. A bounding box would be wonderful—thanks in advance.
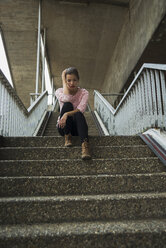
[62,69,70,95]
[59,109,80,128]
[55,88,72,102]
[77,89,89,113]
[65,109,80,117]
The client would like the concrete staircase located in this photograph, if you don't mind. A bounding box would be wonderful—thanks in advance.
[43,112,60,136]
[43,112,99,136]
[0,112,166,247]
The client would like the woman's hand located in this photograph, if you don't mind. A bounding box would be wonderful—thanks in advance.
[62,69,66,86]
[59,113,68,129]
[62,69,69,94]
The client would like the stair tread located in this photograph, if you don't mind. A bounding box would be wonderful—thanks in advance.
[1,192,166,202]
[1,157,164,177]
[0,146,155,160]
[1,219,166,237]
[0,145,148,149]
[1,172,166,179]
[1,172,166,196]
[1,192,166,225]
[0,157,160,161]
[1,136,144,147]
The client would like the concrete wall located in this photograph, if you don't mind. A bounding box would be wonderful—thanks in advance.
[103,0,166,94]
[0,0,39,108]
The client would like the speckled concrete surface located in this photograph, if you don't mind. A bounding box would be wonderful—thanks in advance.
[0,145,155,160]
[0,219,166,248]
[2,136,144,147]
[0,173,166,197]
[0,157,165,177]
[0,192,166,224]
[0,134,166,247]
[0,136,3,147]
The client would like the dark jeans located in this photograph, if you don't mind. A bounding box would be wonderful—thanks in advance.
[57,102,89,143]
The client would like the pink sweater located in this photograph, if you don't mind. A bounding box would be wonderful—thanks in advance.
[55,87,89,121]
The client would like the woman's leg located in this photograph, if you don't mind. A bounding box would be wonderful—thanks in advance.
[57,102,74,147]
[73,112,91,159]
[58,102,74,136]
[73,112,88,142]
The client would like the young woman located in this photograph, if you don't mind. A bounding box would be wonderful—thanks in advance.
[55,67,91,160]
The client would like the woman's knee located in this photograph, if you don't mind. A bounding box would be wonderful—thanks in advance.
[62,102,73,112]
[74,112,87,125]
[74,111,84,119]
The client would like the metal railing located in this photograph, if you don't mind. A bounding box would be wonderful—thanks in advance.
[101,93,124,109]
[0,70,48,136]
[94,63,166,135]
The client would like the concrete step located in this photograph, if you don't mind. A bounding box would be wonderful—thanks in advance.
[44,131,99,136]
[1,173,166,197]
[44,129,59,133]
[0,158,164,176]
[44,125,98,129]
[44,130,99,133]
[0,145,155,160]
[45,123,97,129]
[46,119,96,123]
[44,123,57,126]
[46,118,96,122]
[43,131,60,136]
[44,128,99,136]
[44,112,99,137]
[44,133,60,136]
[1,192,166,224]
[0,219,166,248]
[1,136,144,147]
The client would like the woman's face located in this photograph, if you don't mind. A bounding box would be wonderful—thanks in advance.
[66,74,79,91]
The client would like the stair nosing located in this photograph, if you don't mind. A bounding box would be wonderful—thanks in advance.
[1,192,166,202]
[1,172,166,179]
[0,145,148,149]
[0,157,159,162]
[1,219,166,238]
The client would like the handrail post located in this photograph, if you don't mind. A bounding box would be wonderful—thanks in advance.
[159,71,166,130]
[35,0,41,100]
[41,28,46,93]
[51,78,54,105]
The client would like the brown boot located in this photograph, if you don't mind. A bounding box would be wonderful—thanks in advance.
[65,134,72,147]
[82,140,91,160]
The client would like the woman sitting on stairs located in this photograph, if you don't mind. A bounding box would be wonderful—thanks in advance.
[55,67,91,160]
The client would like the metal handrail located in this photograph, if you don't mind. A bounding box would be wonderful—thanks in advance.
[116,63,166,114]
[0,70,48,136]
[94,63,166,135]
[100,93,124,110]
[40,111,52,137]
[87,104,104,136]
[101,93,124,96]
[94,90,115,115]
[52,97,59,112]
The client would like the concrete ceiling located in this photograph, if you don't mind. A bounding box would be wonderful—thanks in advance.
[0,0,129,107]
[42,0,128,91]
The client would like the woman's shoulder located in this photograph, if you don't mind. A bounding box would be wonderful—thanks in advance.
[78,87,89,95]
[55,88,63,96]
[55,87,63,93]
